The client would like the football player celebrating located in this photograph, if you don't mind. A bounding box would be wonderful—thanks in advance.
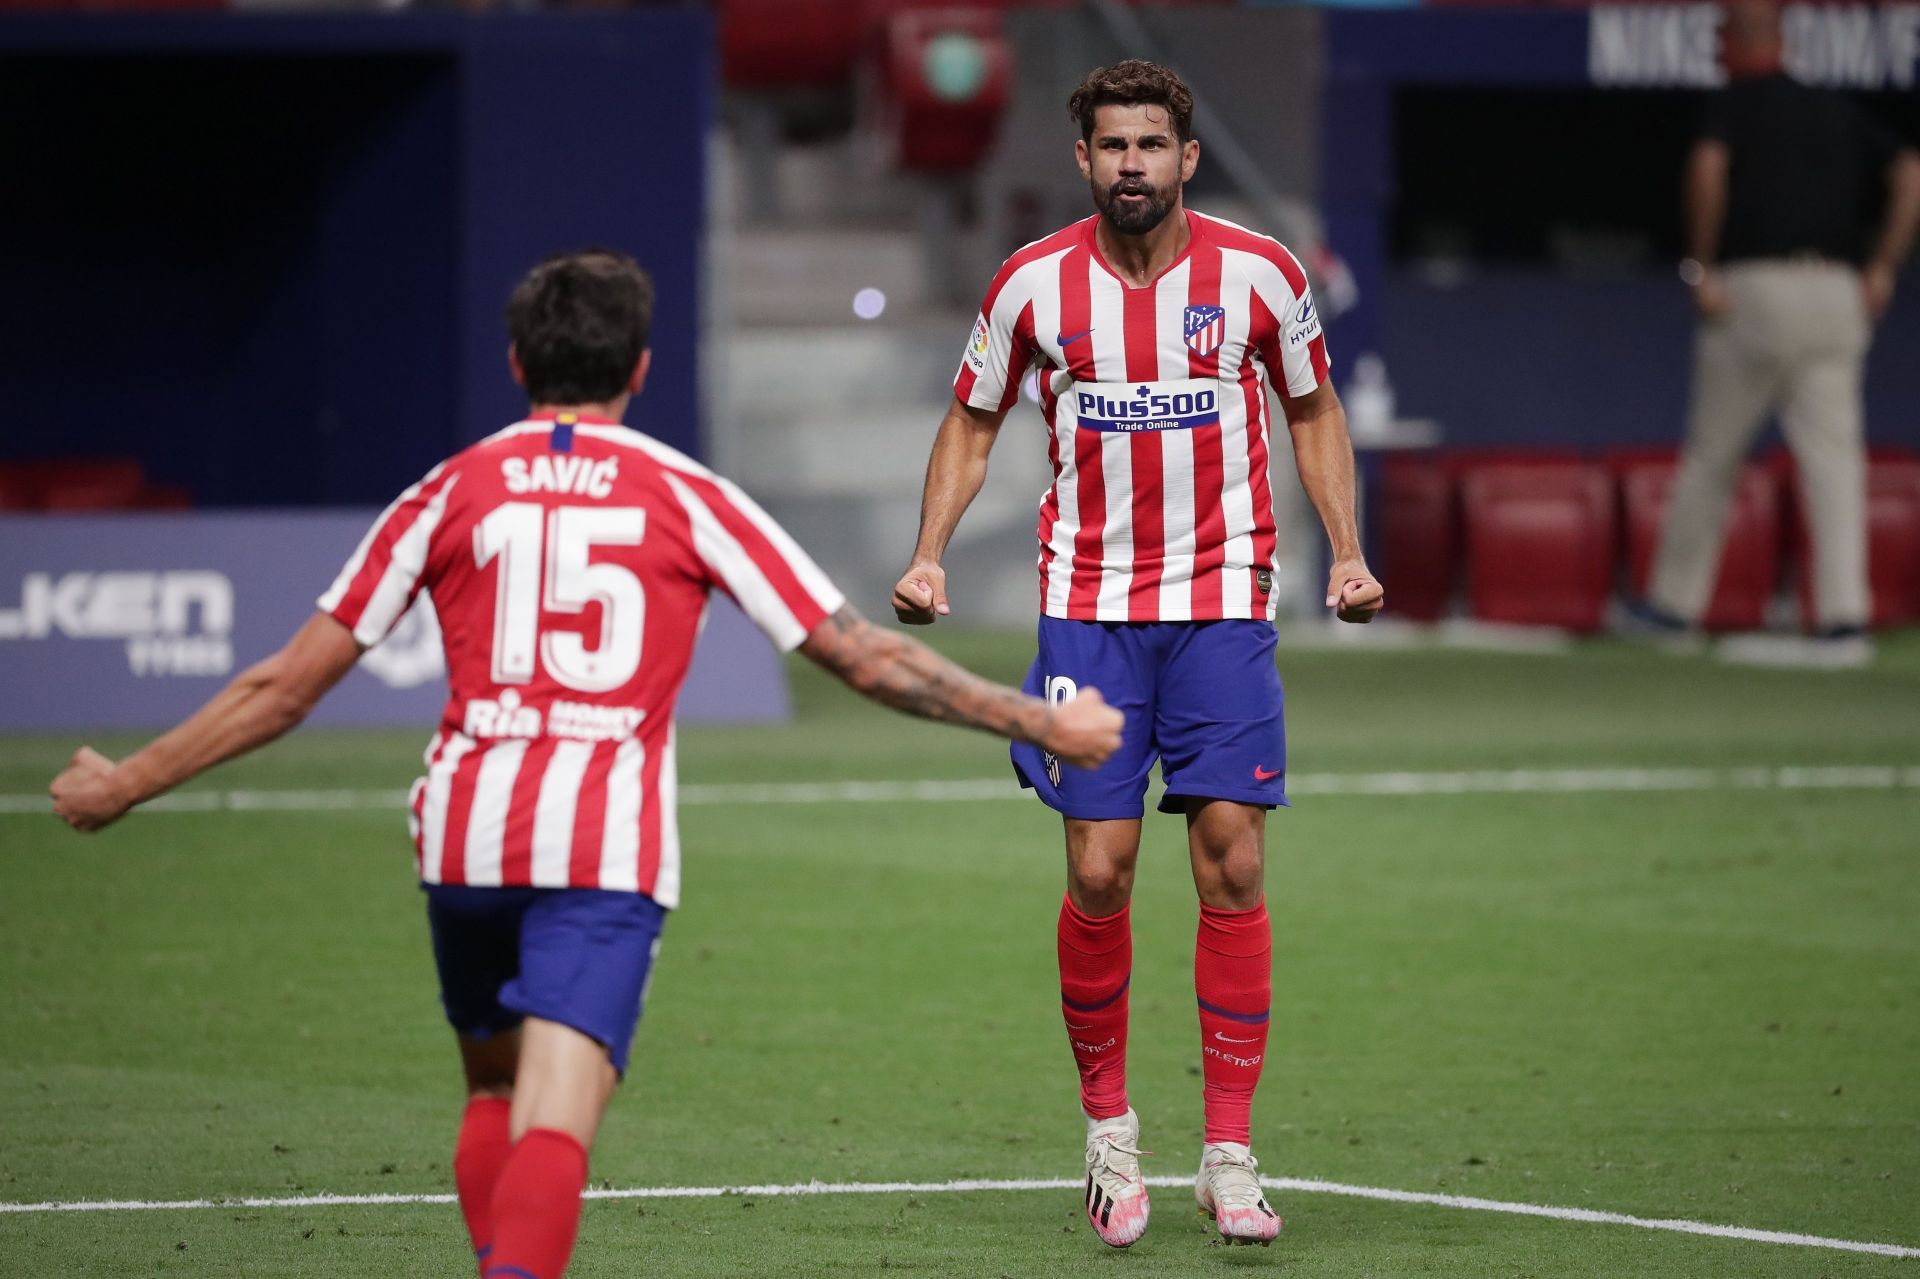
[891,60,1383,1248]
[50,249,1122,1279]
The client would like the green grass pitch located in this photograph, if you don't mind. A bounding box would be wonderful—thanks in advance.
[3,631,1918,1277]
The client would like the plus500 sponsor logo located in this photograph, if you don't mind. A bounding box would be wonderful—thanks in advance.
[0,571,234,676]
[1074,378,1221,433]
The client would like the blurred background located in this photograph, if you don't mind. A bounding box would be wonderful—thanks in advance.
[1,0,1917,728]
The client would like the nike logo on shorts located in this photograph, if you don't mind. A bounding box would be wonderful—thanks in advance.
[1254,765,1281,781]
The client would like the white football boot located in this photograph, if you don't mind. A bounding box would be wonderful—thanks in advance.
[1195,1142,1282,1244]
[1082,1109,1151,1248]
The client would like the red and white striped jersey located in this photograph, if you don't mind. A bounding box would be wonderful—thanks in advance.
[954,210,1330,622]
[319,415,844,907]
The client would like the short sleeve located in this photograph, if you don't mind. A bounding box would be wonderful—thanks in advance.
[318,463,458,647]
[952,273,1038,414]
[1249,244,1330,399]
[660,470,846,652]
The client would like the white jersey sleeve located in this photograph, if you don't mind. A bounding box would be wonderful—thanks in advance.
[1245,242,1330,399]
[317,462,458,646]
[660,470,845,652]
[952,260,1042,414]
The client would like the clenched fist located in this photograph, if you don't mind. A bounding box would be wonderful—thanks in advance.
[892,560,951,625]
[1326,561,1385,624]
[49,747,132,833]
[1039,686,1124,769]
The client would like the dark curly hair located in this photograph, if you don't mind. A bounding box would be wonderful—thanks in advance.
[505,249,655,405]
[1068,59,1195,144]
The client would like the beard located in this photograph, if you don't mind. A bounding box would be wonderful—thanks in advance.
[1093,176,1177,236]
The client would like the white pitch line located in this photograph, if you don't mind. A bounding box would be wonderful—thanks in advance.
[2,1175,1914,1259]
[4,764,1920,816]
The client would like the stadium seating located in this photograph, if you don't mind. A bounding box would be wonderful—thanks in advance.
[878,8,1012,172]
[1377,454,1456,621]
[720,0,1230,93]
[1617,455,1780,632]
[1866,458,1920,627]
[1785,455,1920,629]
[1458,460,1616,632]
[0,459,184,511]
[1777,452,1920,630]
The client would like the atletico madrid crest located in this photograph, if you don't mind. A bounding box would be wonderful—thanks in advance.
[1183,305,1226,357]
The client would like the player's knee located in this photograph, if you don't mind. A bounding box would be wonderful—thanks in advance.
[1212,858,1265,908]
[1193,840,1264,905]
[1068,859,1135,915]
[459,1030,520,1096]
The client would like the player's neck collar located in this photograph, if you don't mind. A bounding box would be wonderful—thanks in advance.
[524,409,622,426]
[1087,208,1197,291]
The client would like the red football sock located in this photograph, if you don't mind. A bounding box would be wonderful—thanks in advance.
[1057,895,1131,1120]
[483,1128,588,1279]
[1195,899,1271,1146]
[454,1097,514,1266]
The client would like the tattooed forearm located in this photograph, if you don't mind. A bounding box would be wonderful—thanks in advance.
[800,605,1055,746]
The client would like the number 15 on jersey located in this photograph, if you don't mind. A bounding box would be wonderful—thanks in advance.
[473,503,647,694]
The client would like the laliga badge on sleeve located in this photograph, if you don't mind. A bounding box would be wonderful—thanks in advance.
[966,315,990,371]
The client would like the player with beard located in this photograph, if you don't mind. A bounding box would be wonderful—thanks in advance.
[891,60,1383,1248]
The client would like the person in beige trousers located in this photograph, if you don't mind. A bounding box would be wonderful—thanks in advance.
[1642,0,1920,664]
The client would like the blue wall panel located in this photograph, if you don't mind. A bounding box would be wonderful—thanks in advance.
[0,14,711,506]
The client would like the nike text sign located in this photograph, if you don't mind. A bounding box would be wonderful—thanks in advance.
[0,513,790,730]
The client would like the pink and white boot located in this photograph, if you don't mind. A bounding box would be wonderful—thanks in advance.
[1196,1142,1282,1245]
[1082,1109,1151,1248]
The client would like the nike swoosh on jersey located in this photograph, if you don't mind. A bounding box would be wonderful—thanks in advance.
[1057,328,1094,347]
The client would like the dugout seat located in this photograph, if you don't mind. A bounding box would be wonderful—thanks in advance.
[1618,457,1780,632]
[0,459,149,510]
[1440,447,1584,480]
[0,469,32,510]
[1377,455,1456,622]
[1782,452,1920,629]
[1459,461,1617,632]
[34,460,150,511]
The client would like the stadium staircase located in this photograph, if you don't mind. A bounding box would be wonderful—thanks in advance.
[710,131,1058,625]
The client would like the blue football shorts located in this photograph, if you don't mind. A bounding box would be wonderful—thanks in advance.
[1010,617,1288,820]
[424,885,666,1076]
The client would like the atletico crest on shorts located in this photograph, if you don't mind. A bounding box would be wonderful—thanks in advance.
[1183,305,1226,357]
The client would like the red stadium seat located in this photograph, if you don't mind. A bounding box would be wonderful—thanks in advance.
[720,0,1233,91]
[4,459,149,511]
[1378,455,1455,622]
[1620,460,1780,632]
[1866,461,1920,626]
[1440,447,1584,480]
[1459,461,1617,632]
[878,7,1012,172]
[1785,455,1920,629]
[720,0,868,89]
[0,468,35,510]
